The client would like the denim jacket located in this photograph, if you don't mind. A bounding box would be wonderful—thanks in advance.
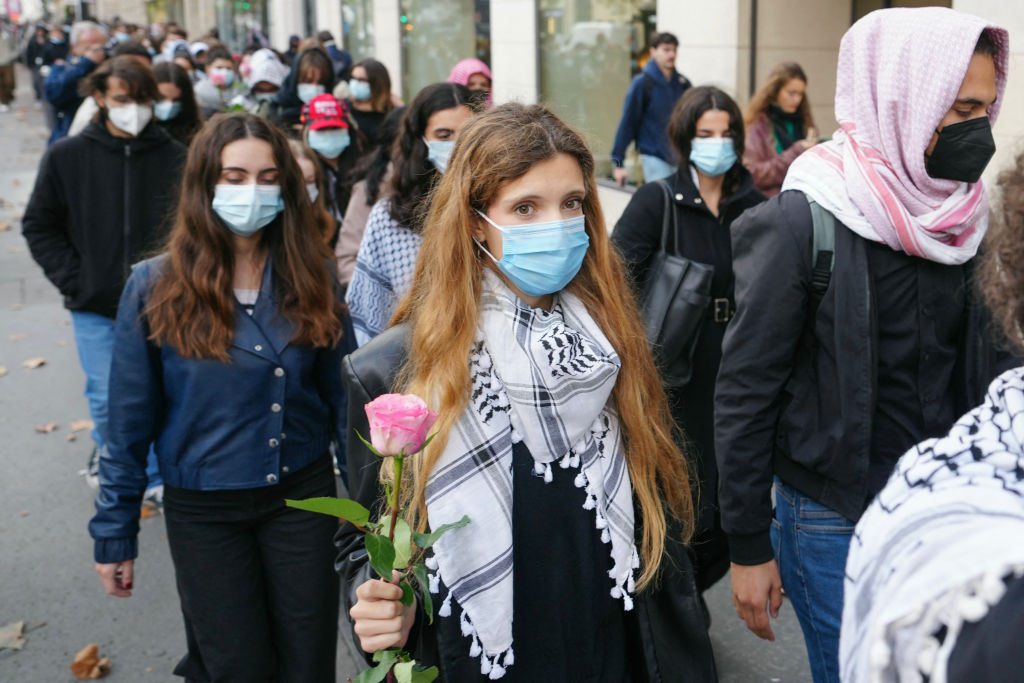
[90,255,354,563]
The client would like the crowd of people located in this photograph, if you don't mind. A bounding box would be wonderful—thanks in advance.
[8,5,1024,682]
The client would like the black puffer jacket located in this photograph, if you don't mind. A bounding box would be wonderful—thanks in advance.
[22,120,187,318]
[335,324,718,682]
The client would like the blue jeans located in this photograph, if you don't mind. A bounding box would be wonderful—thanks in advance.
[640,154,676,183]
[70,311,161,488]
[770,478,854,683]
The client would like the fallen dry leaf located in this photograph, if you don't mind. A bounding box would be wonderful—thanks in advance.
[0,621,25,651]
[7,247,24,254]
[0,366,7,377]
[21,357,45,369]
[20,511,29,517]
[56,339,69,346]
[9,303,23,311]
[7,333,27,341]
[12,179,20,187]
[140,505,159,520]
[66,433,77,442]
[70,643,111,679]
[0,222,10,232]
[70,419,94,432]
[35,422,58,433]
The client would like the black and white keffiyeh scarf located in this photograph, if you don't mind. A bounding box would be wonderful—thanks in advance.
[422,270,638,679]
[841,368,1024,683]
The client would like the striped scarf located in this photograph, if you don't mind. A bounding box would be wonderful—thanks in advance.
[782,8,1007,266]
[423,270,637,679]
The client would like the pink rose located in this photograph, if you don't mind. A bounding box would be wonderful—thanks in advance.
[365,393,439,456]
[209,71,225,87]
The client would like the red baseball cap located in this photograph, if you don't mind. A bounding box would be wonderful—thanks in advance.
[303,94,349,130]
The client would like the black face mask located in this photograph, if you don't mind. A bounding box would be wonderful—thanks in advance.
[925,116,996,183]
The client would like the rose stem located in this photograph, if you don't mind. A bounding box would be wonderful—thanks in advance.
[387,454,404,585]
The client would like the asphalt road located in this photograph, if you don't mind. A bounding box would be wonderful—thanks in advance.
[0,64,811,682]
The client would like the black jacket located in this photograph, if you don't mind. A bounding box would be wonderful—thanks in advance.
[22,121,187,319]
[714,190,1012,565]
[335,325,718,682]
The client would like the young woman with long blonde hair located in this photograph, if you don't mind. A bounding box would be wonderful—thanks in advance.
[336,103,716,681]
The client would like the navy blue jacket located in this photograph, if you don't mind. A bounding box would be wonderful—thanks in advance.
[89,255,356,563]
[44,55,99,144]
[610,59,691,167]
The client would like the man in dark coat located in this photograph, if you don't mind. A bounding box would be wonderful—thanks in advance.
[43,20,107,144]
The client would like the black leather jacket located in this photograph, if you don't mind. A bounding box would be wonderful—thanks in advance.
[335,324,719,682]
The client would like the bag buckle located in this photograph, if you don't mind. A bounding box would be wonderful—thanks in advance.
[713,298,732,323]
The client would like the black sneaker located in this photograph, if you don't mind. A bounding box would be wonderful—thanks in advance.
[80,447,100,489]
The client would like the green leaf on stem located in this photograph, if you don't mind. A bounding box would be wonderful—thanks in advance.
[379,514,413,569]
[365,533,396,580]
[409,432,437,455]
[351,648,400,683]
[412,515,471,550]
[392,660,439,683]
[283,497,371,527]
[399,579,415,607]
[355,430,387,458]
[412,562,435,624]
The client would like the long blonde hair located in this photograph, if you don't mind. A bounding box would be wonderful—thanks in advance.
[390,103,693,588]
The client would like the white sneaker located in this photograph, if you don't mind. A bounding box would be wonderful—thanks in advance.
[0,104,9,113]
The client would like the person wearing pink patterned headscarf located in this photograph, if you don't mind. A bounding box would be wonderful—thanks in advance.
[713,8,1010,683]
[446,57,492,106]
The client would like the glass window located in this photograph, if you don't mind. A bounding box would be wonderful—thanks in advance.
[539,0,655,178]
[399,0,491,99]
[342,0,376,60]
[214,0,270,54]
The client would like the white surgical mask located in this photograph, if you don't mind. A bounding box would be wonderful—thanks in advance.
[106,102,153,136]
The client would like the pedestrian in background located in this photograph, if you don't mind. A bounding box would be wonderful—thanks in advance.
[193,46,244,118]
[335,105,405,288]
[22,56,187,507]
[318,30,352,82]
[23,24,49,106]
[273,45,335,129]
[301,93,366,246]
[716,10,1008,682]
[343,58,395,146]
[611,31,691,186]
[339,101,716,681]
[234,47,289,118]
[346,82,476,345]
[743,62,817,197]
[43,20,107,144]
[88,112,353,683]
[613,85,764,595]
[0,19,20,113]
[152,61,202,146]
[447,57,493,107]
[67,40,152,138]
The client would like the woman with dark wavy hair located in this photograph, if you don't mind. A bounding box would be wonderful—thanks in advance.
[88,112,354,682]
[346,82,477,345]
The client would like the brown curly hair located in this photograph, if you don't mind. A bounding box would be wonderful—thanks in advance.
[980,151,1024,351]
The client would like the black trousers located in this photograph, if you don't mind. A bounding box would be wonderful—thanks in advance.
[164,455,340,683]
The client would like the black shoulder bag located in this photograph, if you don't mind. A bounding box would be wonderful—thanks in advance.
[640,180,714,388]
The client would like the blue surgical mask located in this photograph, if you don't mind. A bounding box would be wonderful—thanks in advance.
[689,138,737,177]
[253,91,277,103]
[50,37,65,45]
[348,79,371,102]
[424,138,455,174]
[474,210,590,297]
[308,128,350,159]
[212,184,284,236]
[153,100,181,121]
[297,83,325,104]
[115,31,130,43]
[306,182,319,203]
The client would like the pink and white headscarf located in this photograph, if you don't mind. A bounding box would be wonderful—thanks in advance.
[447,58,493,107]
[782,8,1008,265]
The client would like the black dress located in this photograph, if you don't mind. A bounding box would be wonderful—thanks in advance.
[612,166,765,591]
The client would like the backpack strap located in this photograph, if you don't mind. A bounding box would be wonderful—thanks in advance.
[640,73,655,118]
[808,200,835,298]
